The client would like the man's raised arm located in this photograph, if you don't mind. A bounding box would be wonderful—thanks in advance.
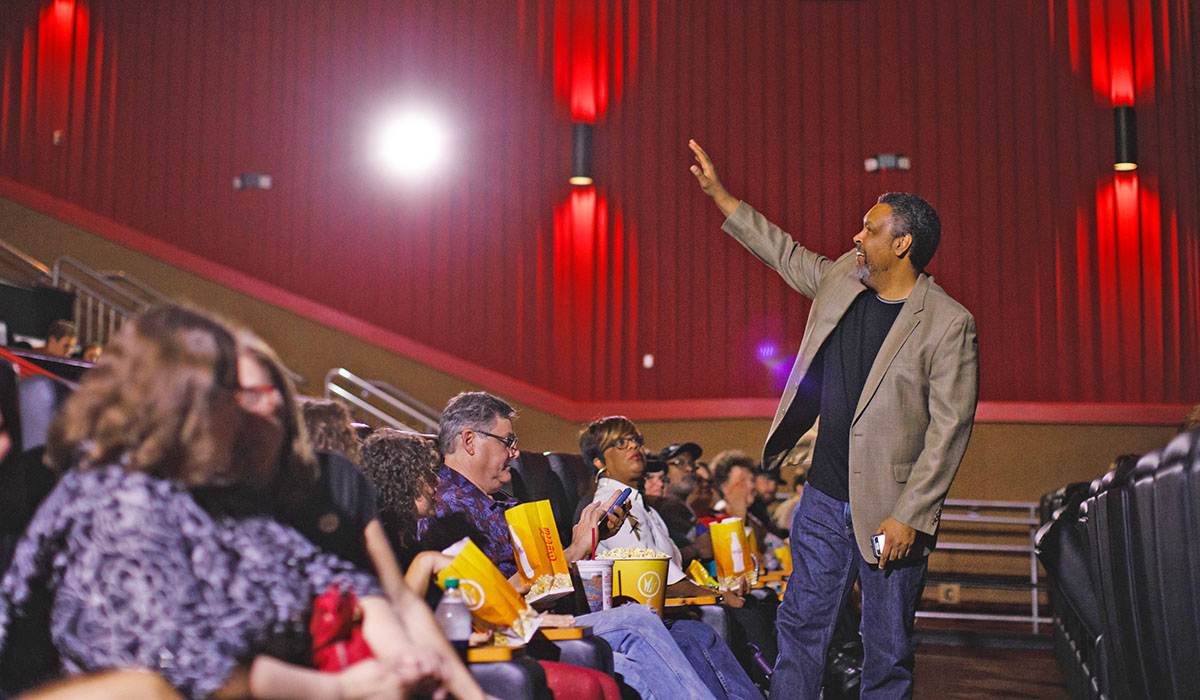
[689,139,832,298]
[689,139,741,217]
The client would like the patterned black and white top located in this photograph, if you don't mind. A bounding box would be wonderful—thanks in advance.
[0,464,381,699]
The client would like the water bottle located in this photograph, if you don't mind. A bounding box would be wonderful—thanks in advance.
[435,578,472,652]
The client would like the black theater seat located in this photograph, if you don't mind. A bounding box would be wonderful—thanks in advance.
[1037,482,1103,700]
[546,452,597,526]
[1145,431,1200,698]
[528,632,614,675]
[510,451,574,545]
[1188,431,1200,651]
[1127,451,1171,699]
[1086,460,1148,700]
[468,652,550,700]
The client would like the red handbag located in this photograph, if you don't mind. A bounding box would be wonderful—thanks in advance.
[310,584,375,672]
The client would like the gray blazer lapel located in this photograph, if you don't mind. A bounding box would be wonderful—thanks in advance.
[852,277,929,425]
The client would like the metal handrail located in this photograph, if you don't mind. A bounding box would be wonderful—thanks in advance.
[324,367,439,433]
[326,383,418,431]
[919,499,1048,633]
[364,378,440,423]
[98,270,169,307]
[52,256,148,315]
[0,240,52,279]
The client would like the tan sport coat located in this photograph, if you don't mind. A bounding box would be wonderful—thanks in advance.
[723,203,979,562]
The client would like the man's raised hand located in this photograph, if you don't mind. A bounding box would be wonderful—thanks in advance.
[688,139,740,216]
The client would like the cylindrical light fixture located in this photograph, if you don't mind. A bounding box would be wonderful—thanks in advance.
[1114,106,1137,171]
[570,122,594,186]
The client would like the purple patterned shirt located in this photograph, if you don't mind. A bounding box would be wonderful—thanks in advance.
[416,464,518,577]
[0,465,381,700]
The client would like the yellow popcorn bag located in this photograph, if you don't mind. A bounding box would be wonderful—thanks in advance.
[505,500,575,605]
[687,559,719,588]
[775,544,793,575]
[709,517,757,590]
[437,537,541,644]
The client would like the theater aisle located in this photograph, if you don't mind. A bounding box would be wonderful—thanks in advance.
[913,645,1070,699]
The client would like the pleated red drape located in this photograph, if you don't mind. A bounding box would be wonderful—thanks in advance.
[0,0,1197,408]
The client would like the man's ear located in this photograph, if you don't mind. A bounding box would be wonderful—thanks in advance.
[461,429,477,456]
[893,233,913,259]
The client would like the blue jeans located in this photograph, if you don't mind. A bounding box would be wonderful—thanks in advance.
[667,619,764,700]
[771,486,928,700]
[577,603,718,700]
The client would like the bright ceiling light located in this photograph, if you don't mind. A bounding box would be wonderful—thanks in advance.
[372,108,450,180]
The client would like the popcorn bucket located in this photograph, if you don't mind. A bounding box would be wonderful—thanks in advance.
[775,544,793,575]
[709,518,756,590]
[505,500,575,605]
[574,559,613,613]
[610,557,670,615]
[437,538,541,644]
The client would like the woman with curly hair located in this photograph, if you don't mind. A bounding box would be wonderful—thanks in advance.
[359,429,623,700]
[359,428,440,561]
[0,305,447,700]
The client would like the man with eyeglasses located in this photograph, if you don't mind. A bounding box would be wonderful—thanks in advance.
[415,392,525,570]
[416,392,755,700]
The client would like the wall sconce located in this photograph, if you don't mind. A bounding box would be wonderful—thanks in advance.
[232,173,273,190]
[570,122,594,186]
[863,154,911,173]
[1114,106,1137,171]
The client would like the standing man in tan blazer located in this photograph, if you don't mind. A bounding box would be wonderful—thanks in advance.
[688,140,978,699]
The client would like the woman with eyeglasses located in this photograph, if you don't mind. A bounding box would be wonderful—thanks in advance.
[0,305,446,700]
[579,417,766,700]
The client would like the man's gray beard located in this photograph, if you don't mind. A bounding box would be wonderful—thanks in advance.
[667,475,699,501]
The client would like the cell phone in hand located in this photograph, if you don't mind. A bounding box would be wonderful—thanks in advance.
[604,487,633,519]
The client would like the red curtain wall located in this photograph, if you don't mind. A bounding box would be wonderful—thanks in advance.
[1,0,1197,408]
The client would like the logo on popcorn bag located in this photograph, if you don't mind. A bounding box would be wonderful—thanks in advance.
[458,579,486,611]
[637,571,661,598]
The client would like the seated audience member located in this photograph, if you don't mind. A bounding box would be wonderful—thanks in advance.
[661,441,703,503]
[753,468,782,518]
[80,343,103,364]
[710,451,789,541]
[642,453,667,498]
[416,392,759,700]
[359,429,620,700]
[688,471,721,521]
[359,428,441,566]
[706,451,758,522]
[235,332,486,700]
[0,305,446,699]
[772,470,807,533]
[38,320,76,358]
[642,454,703,552]
[301,398,362,464]
[584,417,779,689]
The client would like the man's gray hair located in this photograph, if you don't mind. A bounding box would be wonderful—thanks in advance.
[438,391,517,454]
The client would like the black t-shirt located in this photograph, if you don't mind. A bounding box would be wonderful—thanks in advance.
[807,291,905,502]
[287,450,379,570]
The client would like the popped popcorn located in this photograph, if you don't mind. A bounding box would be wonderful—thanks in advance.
[598,547,669,559]
[527,573,573,598]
